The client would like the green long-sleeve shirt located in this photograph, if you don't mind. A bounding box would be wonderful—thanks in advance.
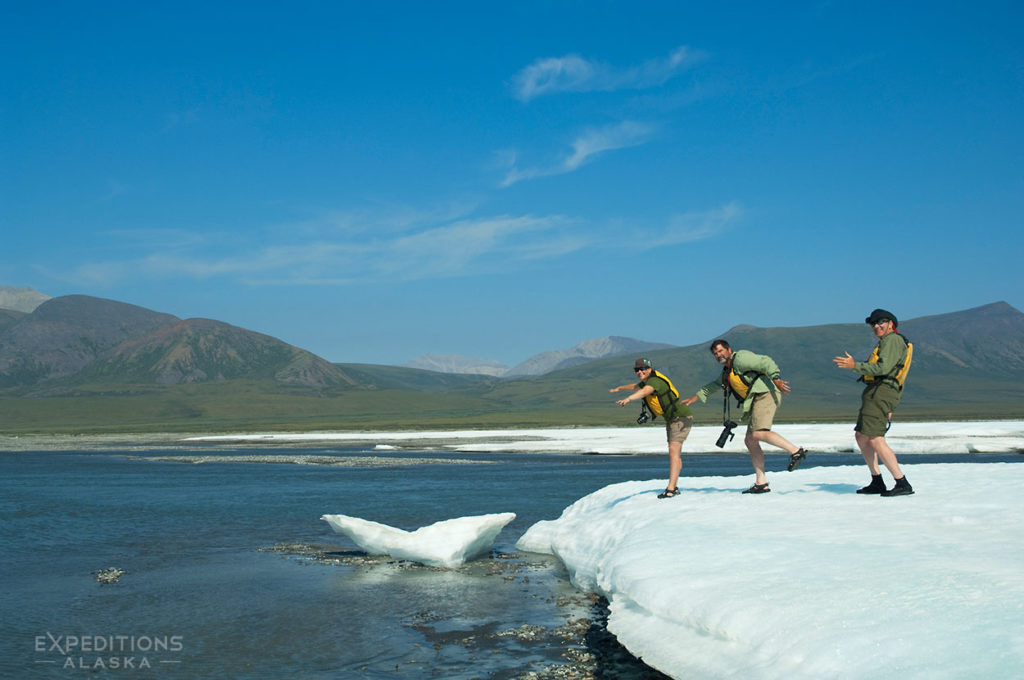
[853,331,908,379]
[695,349,780,415]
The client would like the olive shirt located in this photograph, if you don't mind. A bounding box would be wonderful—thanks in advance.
[851,331,909,435]
[640,373,693,421]
[851,331,908,382]
[693,349,781,416]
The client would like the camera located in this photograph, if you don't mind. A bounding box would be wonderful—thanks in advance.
[636,409,651,425]
[715,420,738,448]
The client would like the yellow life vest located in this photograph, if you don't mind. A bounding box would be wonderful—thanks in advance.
[644,370,680,417]
[863,334,913,388]
[722,365,764,405]
[727,369,750,400]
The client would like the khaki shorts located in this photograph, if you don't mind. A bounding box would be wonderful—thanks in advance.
[747,392,780,431]
[856,382,901,437]
[666,416,693,444]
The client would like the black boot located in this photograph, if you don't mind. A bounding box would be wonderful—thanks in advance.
[881,476,914,497]
[856,474,886,494]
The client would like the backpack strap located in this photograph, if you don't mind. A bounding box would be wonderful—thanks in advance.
[722,365,778,406]
[860,332,911,391]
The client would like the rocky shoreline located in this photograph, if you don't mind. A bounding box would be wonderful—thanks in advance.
[261,543,668,679]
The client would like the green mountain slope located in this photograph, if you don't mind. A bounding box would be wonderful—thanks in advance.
[0,295,354,394]
[444,302,1024,424]
[0,300,1020,434]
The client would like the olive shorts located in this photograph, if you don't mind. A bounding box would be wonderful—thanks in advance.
[666,416,694,444]
[856,382,901,437]
[747,392,779,431]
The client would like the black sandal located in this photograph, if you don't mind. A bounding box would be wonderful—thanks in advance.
[657,488,680,499]
[787,448,808,472]
[742,483,771,494]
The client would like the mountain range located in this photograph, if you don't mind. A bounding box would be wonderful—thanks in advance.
[0,294,354,394]
[404,336,677,377]
[1,287,1022,432]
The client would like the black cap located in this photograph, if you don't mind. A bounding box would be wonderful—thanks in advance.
[634,358,652,370]
[865,308,897,326]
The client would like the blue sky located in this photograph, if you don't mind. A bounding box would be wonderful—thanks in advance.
[3,2,1022,367]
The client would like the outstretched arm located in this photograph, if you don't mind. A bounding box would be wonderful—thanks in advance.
[690,378,723,405]
[609,382,640,393]
[616,385,654,407]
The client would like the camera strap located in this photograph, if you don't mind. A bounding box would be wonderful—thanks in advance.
[636,399,653,425]
[722,384,733,424]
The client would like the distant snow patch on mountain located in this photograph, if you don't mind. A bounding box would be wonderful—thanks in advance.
[405,337,679,377]
[504,336,677,376]
[0,286,50,313]
[403,354,510,376]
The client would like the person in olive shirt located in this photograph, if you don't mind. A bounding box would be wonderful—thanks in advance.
[682,340,808,494]
[833,308,914,496]
[610,358,693,499]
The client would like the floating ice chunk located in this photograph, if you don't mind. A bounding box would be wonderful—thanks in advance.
[320,512,516,568]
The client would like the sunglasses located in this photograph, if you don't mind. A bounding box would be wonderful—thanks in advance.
[635,367,650,373]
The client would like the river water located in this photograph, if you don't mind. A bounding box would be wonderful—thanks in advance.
[3,445,1019,678]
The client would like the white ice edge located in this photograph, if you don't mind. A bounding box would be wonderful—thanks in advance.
[185,420,1024,454]
[515,463,1024,679]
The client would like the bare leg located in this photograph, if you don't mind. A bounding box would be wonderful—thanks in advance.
[855,431,881,475]
[667,440,683,490]
[744,430,768,486]
[750,429,800,455]
[866,434,904,479]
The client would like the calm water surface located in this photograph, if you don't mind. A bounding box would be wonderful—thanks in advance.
[2,447,1019,678]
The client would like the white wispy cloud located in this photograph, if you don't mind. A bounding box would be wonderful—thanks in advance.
[51,201,740,289]
[380,215,578,278]
[512,46,699,101]
[645,202,743,248]
[270,200,483,240]
[501,120,656,187]
[500,47,705,188]
[564,120,655,170]
[56,213,584,287]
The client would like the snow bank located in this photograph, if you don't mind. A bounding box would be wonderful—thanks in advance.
[321,512,515,568]
[517,463,1024,679]
[186,420,1024,454]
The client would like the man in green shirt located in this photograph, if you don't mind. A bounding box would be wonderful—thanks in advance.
[610,358,693,499]
[833,308,914,496]
[682,340,808,494]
